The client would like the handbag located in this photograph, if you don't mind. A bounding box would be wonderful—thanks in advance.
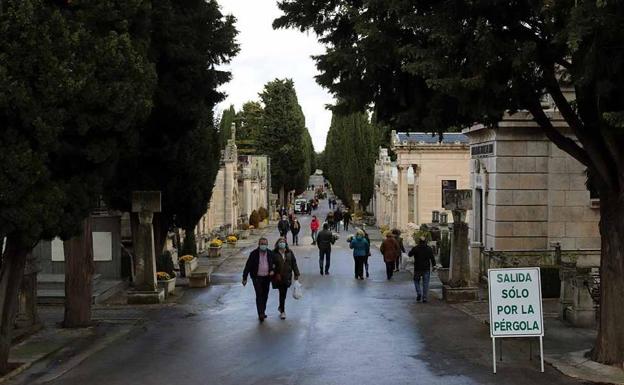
[292,280,303,300]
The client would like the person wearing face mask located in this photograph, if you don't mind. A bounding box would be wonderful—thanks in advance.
[349,229,370,280]
[272,237,300,320]
[277,215,290,238]
[290,216,301,245]
[243,238,275,322]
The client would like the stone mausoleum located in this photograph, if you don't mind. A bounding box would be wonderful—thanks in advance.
[464,109,601,328]
[373,131,471,230]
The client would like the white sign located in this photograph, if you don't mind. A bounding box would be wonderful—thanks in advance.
[488,267,544,374]
[51,237,65,261]
[488,267,544,337]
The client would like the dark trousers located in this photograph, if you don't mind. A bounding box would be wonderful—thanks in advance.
[354,255,365,278]
[292,233,299,245]
[252,277,270,316]
[364,255,369,275]
[278,286,288,312]
[385,261,395,279]
[395,254,402,271]
[319,248,331,273]
[344,221,350,231]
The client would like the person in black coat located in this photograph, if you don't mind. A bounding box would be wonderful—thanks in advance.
[243,238,275,322]
[277,215,290,237]
[408,237,436,303]
[316,223,336,275]
[272,237,300,320]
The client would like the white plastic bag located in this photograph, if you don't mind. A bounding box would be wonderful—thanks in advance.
[292,280,303,300]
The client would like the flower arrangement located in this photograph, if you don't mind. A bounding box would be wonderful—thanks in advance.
[179,255,194,263]
[226,235,238,243]
[209,239,223,248]
[157,272,171,281]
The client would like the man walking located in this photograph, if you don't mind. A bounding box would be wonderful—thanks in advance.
[290,216,301,245]
[343,209,352,231]
[242,238,275,322]
[316,223,335,275]
[408,236,436,302]
[334,208,343,233]
[278,215,290,237]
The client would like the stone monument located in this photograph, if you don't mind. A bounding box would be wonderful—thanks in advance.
[442,189,479,302]
[127,191,165,304]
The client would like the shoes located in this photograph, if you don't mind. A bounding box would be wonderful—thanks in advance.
[325,271,330,275]
[394,269,399,272]
[422,299,428,303]
[280,312,286,320]
[366,271,370,278]
[320,270,324,275]
[259,314,267,322]
[416,295,422,302]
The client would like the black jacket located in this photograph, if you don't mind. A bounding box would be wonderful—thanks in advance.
[277,219,290,234]
[408,243,436,272]
[343,212,352,223]
[243,249,275,280]
[290,220,301,235]
[272,249,300,288]
[316,229,335,251]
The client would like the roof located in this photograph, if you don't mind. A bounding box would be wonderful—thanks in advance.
[395,132,469,145]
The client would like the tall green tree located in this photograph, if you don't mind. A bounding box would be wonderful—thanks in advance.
[236,101,264,154]
[219,104,237,146]
[256,79,312,204]
[323,112,378,209]
[107,0,238,250]
[0,0,155,372]
[276,0,624,364]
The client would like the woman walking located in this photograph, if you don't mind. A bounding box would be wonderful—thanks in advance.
[349,230,369,280]
[272,237,300,319]
[380,232,400,280]
[290,217,301,245]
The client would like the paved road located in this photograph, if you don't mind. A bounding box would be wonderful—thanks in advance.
[14,187,580,384]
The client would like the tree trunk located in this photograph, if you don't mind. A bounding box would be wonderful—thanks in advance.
[592,190,624,365]
[63,218,94,328]
[0,236,29,374]
[279,185,285,208]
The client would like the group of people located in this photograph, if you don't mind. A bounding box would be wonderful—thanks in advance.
[243,200,438,322]
[242,237,300,322]
[325,208,351,232]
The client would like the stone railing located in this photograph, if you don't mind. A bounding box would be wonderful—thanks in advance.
[480,245,600,328]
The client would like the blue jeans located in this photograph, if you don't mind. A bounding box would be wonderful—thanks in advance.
[414,271,431,301]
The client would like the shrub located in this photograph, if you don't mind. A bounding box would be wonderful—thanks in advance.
[439,231,450,268]
[156,250,175,276]
[180,231,197,258]
[258,207,269,221]
[249,210,260,228]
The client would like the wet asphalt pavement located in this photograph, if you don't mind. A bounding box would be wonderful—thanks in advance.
[23,187,580,385]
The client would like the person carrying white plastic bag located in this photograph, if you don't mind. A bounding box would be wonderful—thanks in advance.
[292,280,303,300]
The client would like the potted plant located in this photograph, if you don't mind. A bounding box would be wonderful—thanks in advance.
[157,272,176,297]
[207,239,223,258]
[257,207,268,228]
[178,254,197,277]
[239,223,250,239]
[226,235,238,247]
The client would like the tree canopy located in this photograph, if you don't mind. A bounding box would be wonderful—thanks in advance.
[107,0,238,239]
[276,0,624,364]
[323,112,379,210]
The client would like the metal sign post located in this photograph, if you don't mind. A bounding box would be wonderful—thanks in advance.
[488,267,544,374]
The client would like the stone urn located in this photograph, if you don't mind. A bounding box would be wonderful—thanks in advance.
[207,246,222,258]
[437,268,450,285]
[157,277,176,298]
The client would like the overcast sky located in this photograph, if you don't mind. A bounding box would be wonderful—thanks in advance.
[217,0,334,152]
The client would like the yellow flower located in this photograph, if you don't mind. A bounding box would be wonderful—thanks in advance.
[179,255,194,262]
[157,272,171,281]
[209,239,223,247]
[226,235,238,243]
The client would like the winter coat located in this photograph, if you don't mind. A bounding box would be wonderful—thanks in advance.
[290,220,301,235]
[334,210,343,222]
[380,236,401,263]
[408,243,436,272]
[343,212,352,223]
[316,229,335,251]
[278,219,290,234]
[350,237,369,257]
[243,249,275,280]
[272,249,300,289]
[310,218,320,231]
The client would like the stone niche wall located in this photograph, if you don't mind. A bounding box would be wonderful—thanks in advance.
[466,112,600,251]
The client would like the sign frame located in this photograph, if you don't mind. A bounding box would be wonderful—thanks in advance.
[488,267,544,374]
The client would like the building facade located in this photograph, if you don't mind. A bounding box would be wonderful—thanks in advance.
[373,131,471,230]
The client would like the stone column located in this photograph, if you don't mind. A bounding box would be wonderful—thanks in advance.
[397,165,409,230]
[15,252,39,329]
[412,165,420,225]
[129,191,164,304]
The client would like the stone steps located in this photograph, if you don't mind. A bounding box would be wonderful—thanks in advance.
[37,274,127,305]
